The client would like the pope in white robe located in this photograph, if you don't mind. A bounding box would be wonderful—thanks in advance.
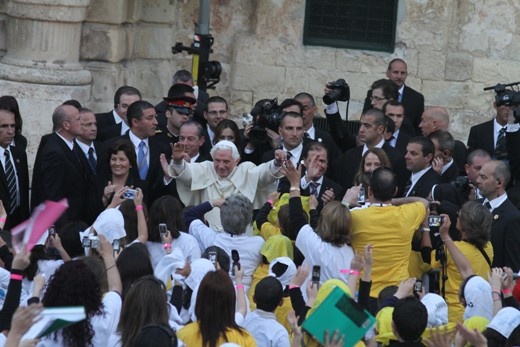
[164,140,286,230]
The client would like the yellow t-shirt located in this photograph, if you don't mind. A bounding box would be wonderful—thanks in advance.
[248,265,269,310]
[177,321,257,347]
[351,203,426,297]
[431,241,493,323]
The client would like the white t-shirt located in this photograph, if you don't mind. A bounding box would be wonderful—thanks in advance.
[189,220,264,288]
[243,309,289,347]
[296,224,355,283]
[146,232,201,269]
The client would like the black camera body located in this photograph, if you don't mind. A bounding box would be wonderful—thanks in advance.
[485,82,520,122]
[250,98,283,145]
[451,176,472,200]
[323,79,350,105]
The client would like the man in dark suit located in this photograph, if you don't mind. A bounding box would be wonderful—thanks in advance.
[299,142,344,212]
[32,105,91,228]
[95,86,141,142]
[477,160,520,271]
[383,101,412,155]
[334,109,408,195]
[261,111,307,166]
[199,96,230,156]
[467,102,511,160]
[0,108,29,230]
[429,130,460,183]
[294,93,341,161]
[404,136,441,198]
[75,108,100,174]
[363,59,425,135]
[104,100,170,206]
[178,121,211,163]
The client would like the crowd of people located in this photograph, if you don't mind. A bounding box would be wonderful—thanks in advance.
[0,59,520,346]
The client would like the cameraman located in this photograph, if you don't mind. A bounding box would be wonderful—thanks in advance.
[241,99,282,165]
[323,83,357,153]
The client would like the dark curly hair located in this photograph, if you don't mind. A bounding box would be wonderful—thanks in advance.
[43,260,104,347]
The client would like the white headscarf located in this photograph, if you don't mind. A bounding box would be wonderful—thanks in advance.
[463,276,493,321]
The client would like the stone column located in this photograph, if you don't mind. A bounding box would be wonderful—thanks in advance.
[0,0,92,164]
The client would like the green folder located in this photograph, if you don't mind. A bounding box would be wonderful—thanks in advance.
[302,287,375,347]
[22,306,86,339]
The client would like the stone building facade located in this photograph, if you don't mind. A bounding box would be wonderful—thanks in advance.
[0,0,520,167]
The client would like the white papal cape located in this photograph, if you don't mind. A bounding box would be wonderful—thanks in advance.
[169,160,281,230]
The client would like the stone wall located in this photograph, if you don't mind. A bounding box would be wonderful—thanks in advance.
[1,0,520,166]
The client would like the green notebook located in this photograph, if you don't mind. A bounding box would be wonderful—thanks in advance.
[302,287,375,347]
[22,306,86,339]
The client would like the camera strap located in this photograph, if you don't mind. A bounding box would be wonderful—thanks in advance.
[475,244,492,269]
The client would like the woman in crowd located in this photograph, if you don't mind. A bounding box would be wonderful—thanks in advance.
[214,119,241,154]
[177,269,256,347]
[433,201,493,323]
[116,243,154,300]
[147,196,200,268]
[101,139,145,207]
[353,147,392,188]
[112,275,170,347]
[40,235,122,347]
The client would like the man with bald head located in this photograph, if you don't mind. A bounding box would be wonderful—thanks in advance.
[363,58,425,135]
[477,160,520,271]
[32,104,93,227]
[419,106,467,174]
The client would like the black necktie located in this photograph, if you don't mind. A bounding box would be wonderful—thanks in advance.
[404,178,412,197]
[4,150,17,214]
[88,147,97,173]
[304,132,311,140]
[309,181,320,197]
[484,201,492,211]
[494,127,507,159]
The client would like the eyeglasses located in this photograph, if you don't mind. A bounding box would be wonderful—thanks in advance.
[370,95,387,102]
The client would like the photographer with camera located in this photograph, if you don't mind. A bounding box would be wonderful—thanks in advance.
[467,95,513,161]
[241,98,283,165]
[322,79,357,153]
[431,201,493,323]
